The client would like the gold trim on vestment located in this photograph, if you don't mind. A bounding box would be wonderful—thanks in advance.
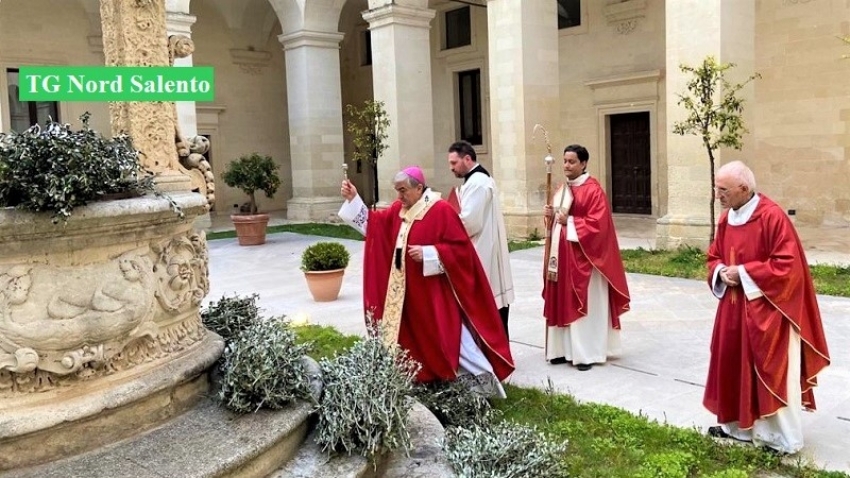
[380,190,441,348]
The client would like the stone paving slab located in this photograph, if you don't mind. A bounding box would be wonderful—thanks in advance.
[206,231,850,474]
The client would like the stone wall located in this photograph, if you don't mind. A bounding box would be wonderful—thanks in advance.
[752,0,850,227]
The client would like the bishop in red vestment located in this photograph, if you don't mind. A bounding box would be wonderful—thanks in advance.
[542,144,630,371]
[338,167,514,394]
[704,161,830,455]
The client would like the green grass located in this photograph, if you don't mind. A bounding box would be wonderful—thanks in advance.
[622,247,850,298]
[294,325,848,478]
[621,245,708,280]
[209,222,848,298]
[206,222,364,241]
[292,324,359,361]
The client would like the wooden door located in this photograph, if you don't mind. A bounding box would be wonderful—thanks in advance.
[609,112,651,214]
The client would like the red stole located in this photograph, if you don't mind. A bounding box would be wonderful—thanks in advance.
[542,177,631,328]
[703,195,830,427]
[361,199,515,383]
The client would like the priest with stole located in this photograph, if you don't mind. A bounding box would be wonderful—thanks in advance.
[542,144,631,371]
[338,166,514,397]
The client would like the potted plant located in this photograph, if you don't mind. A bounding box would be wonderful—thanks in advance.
[301,241,350,302]
[221,153,281,246]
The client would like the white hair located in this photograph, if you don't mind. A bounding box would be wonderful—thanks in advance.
[717,160,756,191]
[392,171,423,188]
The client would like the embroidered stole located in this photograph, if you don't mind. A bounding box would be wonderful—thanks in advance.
[547,185,573,281]
[380,190,441,347]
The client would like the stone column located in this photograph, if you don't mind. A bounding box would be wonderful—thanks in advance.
[485,0,560,238]
[278,30,347,221]
[99,0,192,192]
[165,4,198,138]
[362,4,436,206]
[657,0,755,248]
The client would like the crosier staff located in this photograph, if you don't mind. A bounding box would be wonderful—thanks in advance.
[534,124,555,358]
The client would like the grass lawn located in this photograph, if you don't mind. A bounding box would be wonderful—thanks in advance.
[293,325,847,478]
[207,222,850,298]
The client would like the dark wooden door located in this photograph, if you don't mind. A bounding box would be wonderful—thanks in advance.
[610,112,651,214]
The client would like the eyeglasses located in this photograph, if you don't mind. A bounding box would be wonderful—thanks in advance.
[713,185,743,196]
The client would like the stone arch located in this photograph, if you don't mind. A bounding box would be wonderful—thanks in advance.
[268,0,350,35]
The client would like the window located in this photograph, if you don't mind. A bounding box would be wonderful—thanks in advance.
[361,30,372,66]
[444,6,471,50]
[457,69,482,145]
[6,69,59,132]
[557,0,581,29]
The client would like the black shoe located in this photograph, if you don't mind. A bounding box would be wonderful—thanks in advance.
[761,446,790,457]
[707,426,751,443]
[549,357,569,365]
[576,363,592,371]
[708,426,731,439]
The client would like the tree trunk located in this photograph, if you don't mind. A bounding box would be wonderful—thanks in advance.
[371,159,379,208]
[248,191,258,215]
[706,146,716,244]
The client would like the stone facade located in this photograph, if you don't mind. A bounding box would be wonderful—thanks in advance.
[1,0,848,244]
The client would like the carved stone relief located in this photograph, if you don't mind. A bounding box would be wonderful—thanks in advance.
[603,0,646,35]
[0,231,210,396]
[99,0,185,178]
[169,34,216,208]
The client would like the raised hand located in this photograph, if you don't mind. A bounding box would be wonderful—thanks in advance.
[341,179,357,201]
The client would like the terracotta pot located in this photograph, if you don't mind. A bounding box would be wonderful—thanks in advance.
[230,213,270,246]
[303,269,345,302]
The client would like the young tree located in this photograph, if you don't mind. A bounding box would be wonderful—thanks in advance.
[345,100,390,207]
[672,56,759,242]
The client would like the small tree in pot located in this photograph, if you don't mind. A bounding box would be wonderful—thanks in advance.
[222,153,281,246]
[301,241,350,302]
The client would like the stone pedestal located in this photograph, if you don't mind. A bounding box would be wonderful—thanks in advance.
[279,30,347,221]
[485,0,560,239]
[658,0,755,248]
[363,4,436,204]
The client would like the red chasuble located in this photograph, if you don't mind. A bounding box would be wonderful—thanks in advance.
[361,197,515,383]
[703,195,830,428]
[542,177,630,328]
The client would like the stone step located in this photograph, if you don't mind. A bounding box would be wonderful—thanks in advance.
[271,402,454,478]
[1,398,312,478]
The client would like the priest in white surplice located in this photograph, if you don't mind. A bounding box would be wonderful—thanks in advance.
[542,144,631,371]
[447,141,515,339]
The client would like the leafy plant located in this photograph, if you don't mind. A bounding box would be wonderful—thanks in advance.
[345,100,389,206]
[443,420,569,478]
[300,241,350,272]
[313,330,420,458]
[221,153,280,215]
[0,113,169,223]
[201,293,261,342]
[672,56,759,242]
[218,316,313,413]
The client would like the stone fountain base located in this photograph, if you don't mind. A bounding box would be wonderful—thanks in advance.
[0,332,223,470]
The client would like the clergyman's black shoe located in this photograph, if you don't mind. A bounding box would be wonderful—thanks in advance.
[707,426,749,443]
[549,357,569,365]
[761,446,790,457]
[708,426,732,439]
[576,363,593,371]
